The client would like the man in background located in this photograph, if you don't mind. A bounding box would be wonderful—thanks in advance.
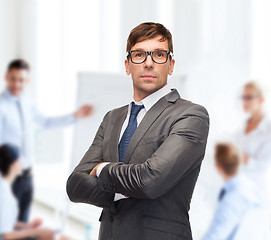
[0,59,93,222]
[203,143,268,240]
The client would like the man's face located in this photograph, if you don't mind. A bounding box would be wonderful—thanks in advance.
[5,68,30,96]
[125,35,175,95]
[11,159,23,177]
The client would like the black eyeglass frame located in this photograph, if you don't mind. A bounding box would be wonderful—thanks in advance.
[241,95,260,101]
[127,50,174,64]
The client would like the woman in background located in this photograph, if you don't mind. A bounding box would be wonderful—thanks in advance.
[234,81,271,209]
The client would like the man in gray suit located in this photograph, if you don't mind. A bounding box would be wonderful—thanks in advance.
[66,22,209,240]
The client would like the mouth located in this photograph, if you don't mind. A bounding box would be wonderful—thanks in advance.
[140,75,156,79]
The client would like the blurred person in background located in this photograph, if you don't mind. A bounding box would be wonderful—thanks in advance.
[233,81,271,210]
[0,59,94,223]
[202,142,268,240]
[0,143,77,240]
[0,143,54,240]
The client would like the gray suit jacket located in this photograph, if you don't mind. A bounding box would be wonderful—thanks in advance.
[66,88,209,240]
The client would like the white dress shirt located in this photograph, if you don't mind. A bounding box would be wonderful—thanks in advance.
[97,84,172,201]
[233,115,271,207]
[0,175,18,234]
[0,89,77,170]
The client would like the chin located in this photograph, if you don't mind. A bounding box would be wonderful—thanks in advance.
[141,82,162,92]
[11,90,22,96]
[141,86,159,94]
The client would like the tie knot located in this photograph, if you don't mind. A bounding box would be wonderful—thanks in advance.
[130,102,144,116]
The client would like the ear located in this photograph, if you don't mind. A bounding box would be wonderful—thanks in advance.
[216,164,223,175]
[168,59,175,75]
[259,96,265,104]
[125,59,131,75]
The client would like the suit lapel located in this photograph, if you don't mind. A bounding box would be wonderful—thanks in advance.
[123,89,180,164]
[110,105,128,163]
[109,88,180,164]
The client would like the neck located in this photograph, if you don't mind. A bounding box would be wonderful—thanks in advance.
[7,88,20,97]
[133,83,167,102]
[222,173,235,182]
[250,110,264,122]
[134,91,153,102]
[3,174,15,184]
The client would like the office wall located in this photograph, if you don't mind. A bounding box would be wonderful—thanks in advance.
[0,0,37,97]
[0,0,19,90]
[251,0,271,84]
[1,0,271,237]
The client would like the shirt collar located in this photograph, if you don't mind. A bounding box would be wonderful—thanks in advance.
[242,114,270,134]
[128,84,172,112]
[223,173,245,192]
[0,174,11,188]
[257,115,270,132]
[3,88,21,102]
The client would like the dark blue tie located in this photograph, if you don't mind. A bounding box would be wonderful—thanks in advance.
[218,188,226,201]
[118,102,144,162]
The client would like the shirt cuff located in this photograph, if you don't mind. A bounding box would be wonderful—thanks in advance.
[114,193,129,201]
[70,113,78,123]
[96,162,111,177]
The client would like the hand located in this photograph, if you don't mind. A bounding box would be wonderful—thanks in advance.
[33,228,54,239]
[89,163,105,176]
[59,235,79,240]
[15,218,43,230]
[243,154,249,164]
[74,104,93,119]
[29,218,43,229]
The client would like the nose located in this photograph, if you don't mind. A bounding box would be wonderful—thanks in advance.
[144,53,154,69]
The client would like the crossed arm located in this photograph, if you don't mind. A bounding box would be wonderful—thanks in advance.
[66,105,209,206]
[66,111,116,209]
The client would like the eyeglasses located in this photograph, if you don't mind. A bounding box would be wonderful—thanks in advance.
[241,95,260,101]
[127,50,173,64]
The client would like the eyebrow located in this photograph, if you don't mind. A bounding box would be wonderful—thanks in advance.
[131,48,169,51]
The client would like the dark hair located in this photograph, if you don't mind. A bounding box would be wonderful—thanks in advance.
[215,143,241,176]
[0,144,20,176]
[7,59,30,72]
[126,22,173,54]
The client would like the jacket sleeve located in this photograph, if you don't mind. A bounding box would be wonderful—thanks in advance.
[97,104,210,199]
[66,111,115,209]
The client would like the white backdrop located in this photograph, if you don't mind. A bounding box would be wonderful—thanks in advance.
[1,0,271,238]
